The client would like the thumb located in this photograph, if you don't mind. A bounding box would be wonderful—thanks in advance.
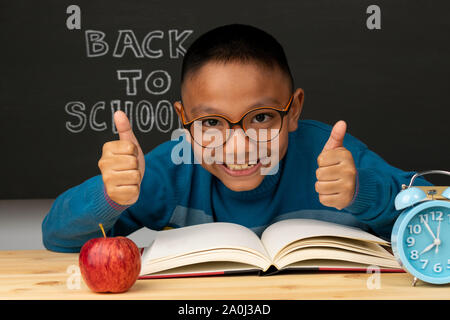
[322,120,347,151]
[114,111,140,146]
[114,110,146,176]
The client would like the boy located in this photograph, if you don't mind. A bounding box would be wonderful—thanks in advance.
[42,24,431,252]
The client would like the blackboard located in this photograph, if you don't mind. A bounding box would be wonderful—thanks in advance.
[0,0,449,199]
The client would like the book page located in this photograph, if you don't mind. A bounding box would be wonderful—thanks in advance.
[142,222,270,263]
[282,259,400,270]
[277,236,393,260]
[140,260,262,278]
[274,247,401,270]
[261,219,389,261]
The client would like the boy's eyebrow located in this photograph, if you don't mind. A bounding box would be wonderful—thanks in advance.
[189,97,282,118]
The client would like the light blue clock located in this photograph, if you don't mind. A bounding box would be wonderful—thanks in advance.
[391,170,450,285]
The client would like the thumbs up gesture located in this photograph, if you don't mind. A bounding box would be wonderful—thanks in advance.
[98,111,146,205]
[315,121,357,210]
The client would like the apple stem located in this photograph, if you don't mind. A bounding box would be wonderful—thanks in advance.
[99,223,106,238]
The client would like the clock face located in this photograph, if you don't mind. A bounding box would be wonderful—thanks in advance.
[401,205,450,283]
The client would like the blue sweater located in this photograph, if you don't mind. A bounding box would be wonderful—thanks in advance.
[42,119,431,252]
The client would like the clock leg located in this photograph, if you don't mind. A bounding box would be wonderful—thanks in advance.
[412,277,418,287]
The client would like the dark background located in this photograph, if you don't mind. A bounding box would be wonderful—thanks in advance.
[0,0,448,199]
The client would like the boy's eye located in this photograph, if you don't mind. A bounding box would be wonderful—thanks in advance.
[202,118,220,127]
[251,113,273,123]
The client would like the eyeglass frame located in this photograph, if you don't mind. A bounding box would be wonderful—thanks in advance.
[178,94,295,148]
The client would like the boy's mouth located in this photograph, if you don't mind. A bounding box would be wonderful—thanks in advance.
[219,159,263,177]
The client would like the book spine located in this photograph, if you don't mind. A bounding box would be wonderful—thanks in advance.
[317,267,406,273]
[138,271,226,279]
[138,269,260,280]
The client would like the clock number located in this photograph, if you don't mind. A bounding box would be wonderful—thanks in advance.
[420,259,429,269]
[433,263,442,273]
[407,224,421,234]
[419,214,428,224]
[431,211,443,221]
[406,237,415,247]
[410,250,419,260]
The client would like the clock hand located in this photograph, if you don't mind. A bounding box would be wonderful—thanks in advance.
[420,242,436,255]
[423,219,437,240]
[435,219,441,254]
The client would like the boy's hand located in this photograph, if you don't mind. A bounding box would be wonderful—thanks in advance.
[98,111,146,205]
[315,121,357,210]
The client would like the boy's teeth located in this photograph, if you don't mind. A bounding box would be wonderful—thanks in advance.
[225,163,255,170]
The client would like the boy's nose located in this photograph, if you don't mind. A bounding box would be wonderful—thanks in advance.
[223,127,257,163]
[227,126,248,147]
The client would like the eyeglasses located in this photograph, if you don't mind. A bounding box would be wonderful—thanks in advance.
[179,94,294,148]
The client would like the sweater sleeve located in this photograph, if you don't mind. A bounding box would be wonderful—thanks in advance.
[41,174,129,252]
[42,142,179,253]
[343,147,433,240]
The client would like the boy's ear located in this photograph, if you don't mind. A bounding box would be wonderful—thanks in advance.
[173,101,192,144]
[173,101,184,121]
[287,88,305,132]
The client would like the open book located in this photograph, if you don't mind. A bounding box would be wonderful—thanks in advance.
[139,219,403,279]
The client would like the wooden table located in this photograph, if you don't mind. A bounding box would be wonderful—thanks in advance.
[1,250,449,300]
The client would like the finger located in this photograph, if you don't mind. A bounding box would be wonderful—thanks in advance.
[317,164,357,185]
[317,148,349,167]
[101,155,139,171]
[111,170,141,186]
[315,180,342,195]
[315,166,342,181]
[103,140,138,156]
[114,111,140,146]
[318,193,342,207]
[322,120,347,152]
[107,185,140,205]
[114,185,140,196]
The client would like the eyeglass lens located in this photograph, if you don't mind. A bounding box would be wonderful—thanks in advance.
[190,108,282,148]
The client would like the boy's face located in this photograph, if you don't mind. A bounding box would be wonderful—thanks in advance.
[174,61,304,192]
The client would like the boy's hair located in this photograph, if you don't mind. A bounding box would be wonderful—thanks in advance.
[181,23,294,93]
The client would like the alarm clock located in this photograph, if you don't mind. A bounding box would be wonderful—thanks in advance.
[391,170,450,285]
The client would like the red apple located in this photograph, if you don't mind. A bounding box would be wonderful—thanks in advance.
[79,233,141,293]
